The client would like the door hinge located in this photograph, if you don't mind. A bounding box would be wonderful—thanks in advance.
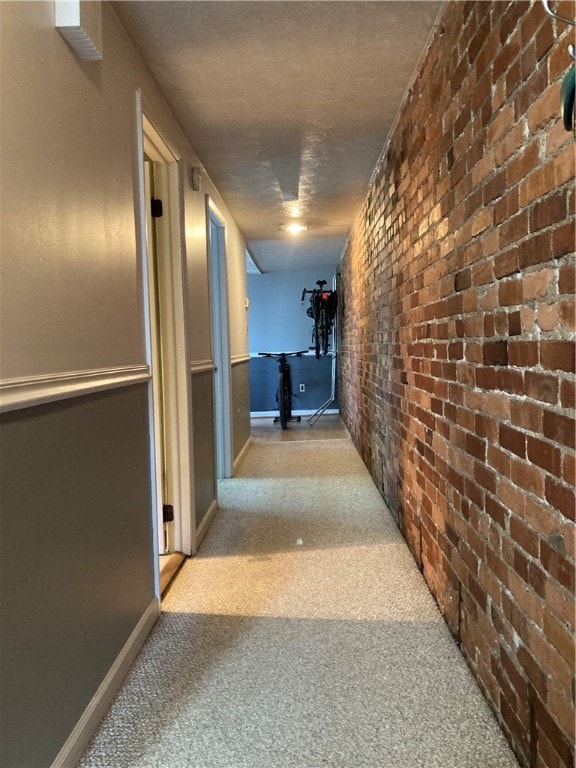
[151,197,163,218]
[162,504,174,523]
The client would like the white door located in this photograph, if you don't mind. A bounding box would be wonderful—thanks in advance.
[144,159,174,555]
[139,108,194,580]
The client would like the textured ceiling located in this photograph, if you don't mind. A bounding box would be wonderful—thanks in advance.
[115,1,443,272]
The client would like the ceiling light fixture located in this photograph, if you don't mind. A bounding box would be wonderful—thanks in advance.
[278,223,308,235]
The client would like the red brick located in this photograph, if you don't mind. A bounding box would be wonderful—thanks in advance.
[517,647,548,699]
[488,444,511,476]
[508,340,538,367]
[505,59,522,101]
[560,301,575,331]
[476,366,498,389]
[540,341,576,373]
[528,560,546,597]
[554,145,575,187]
[523,268,554,300]
[511,458,545,496]
[513,546,530,583]
[506,141,539,187]
[508,311,522,336]
[543,410,576,450]
[510,517,540,557]
[534,697,574,768]
[558,264,575,294]
[545,477,576,521]
[466,432,486,461]
[560,379,575,409]
[499,210,529,247]
[499,278,523,306]
[547,686,576,749]
[563,453,575,485]
[520,1,544,47]
[527,435,561,475]
[511,400,543,432]
[499,2,525,46]
[543,612,575,668]
[497,368,525,396]
[528,82,563,133]
[553,223,576,258]
[494,248,520,278]
[483,170,506,204]
[535,19,554,62]
[518,231,553,269]
[530,193,567,232]
[472,259,494,286]
[486,495,508,529]
[516,54,547,120]
[525,371,559,404]
[494,186,520,225]
[500,424,526,458]
[455,269,471,292]
[519,161,556,206]
[483,340,509,366]
[538,303,560,332]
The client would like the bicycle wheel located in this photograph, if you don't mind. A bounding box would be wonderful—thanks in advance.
[320,307,329,355]
[278,372,288,429]
[284,366,293,420]
[313,324,321,359]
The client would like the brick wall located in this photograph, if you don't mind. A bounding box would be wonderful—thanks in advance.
[338,2,575,767]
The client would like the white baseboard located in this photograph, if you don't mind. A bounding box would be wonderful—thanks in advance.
[51,598,160,768]
[195,498,218,551]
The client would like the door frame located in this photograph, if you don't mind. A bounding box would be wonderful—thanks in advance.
[207,200,233,479]
[136,93,194,578]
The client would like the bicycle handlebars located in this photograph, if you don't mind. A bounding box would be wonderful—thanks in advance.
[258,351,308,358]
[301,281,332,304]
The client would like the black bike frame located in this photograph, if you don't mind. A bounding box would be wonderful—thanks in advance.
[301,280,337,358]
[258,351,307,428]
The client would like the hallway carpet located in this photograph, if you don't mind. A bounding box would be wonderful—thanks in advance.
[79,433,519,768]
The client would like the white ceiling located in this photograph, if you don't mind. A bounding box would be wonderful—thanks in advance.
[114,1,443,273]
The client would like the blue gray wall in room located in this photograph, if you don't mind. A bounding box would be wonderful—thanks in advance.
[248,270,338,414]
[248,270,336,354]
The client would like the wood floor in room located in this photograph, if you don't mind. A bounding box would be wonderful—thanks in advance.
[250,413,348,442]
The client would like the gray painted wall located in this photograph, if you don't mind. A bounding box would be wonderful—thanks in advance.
[192,371,217,527]
[0,387,154,767]
[232,360,252,460]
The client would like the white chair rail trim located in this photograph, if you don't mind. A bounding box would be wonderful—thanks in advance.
[190,359,216,375]
[231,353,251,366]
[0,365,151,413]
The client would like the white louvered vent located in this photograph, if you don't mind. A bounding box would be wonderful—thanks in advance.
[55,0,103,61]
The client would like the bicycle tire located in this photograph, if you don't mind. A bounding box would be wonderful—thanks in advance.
[284,365,293,420]
[313,324,321,359]
[320,307,329,355]
[278,372,288,429]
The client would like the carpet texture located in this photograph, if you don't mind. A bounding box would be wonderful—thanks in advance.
[79,437,519,768]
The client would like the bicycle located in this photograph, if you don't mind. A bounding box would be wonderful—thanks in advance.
[301,280,338,358]
[258,351,308,429]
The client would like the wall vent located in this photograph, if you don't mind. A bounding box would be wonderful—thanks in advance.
[55,0,103,61]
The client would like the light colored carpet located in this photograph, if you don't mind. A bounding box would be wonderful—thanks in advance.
[79,437,519,768]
